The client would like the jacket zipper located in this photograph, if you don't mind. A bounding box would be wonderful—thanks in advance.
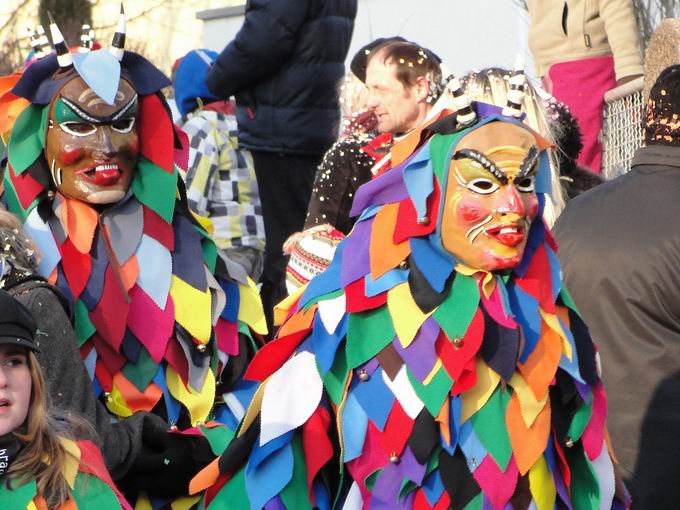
[583,0,592,47]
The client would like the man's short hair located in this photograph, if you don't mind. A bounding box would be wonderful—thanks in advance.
[367,41,442,93]
[644,64,680,147]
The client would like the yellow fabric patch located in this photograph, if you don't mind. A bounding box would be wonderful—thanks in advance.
[529,456,557,510]
[170,496,202,510]
[274,284,306,326]
[166,366,215,426]
[461,358,500,423]
[170,275,213,343]
[191,211,214,237]
[26,502,38,510]
[238,277,268,335]
[134,494,153,510]
[238,375,270,438]
[388,282,433,348]
[106,383,134,418]
[58,438,81,489]
[541,309,572,361]
[509,372,548,428]
[423,359,443,385]
[455,264,495,298]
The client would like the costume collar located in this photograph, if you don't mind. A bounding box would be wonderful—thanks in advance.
[630,144,680,170]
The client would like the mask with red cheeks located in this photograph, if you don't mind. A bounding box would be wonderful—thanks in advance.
[44,76,139,205]
[440,122,540,271]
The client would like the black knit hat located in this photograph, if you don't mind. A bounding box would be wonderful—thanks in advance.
[644,64,680,147]
[0,289,40,352]
[350,37,408,82]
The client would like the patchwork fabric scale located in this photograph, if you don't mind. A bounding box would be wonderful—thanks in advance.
[1,24,266,448]
[0,439,132,510]
[190,105,628,510]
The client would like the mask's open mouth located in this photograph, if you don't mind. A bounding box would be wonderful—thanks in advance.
[77,163,122,186]
[484,223,525,247]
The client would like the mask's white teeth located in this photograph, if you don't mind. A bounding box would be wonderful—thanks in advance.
[499,227,519,234]
[95,164,118,171]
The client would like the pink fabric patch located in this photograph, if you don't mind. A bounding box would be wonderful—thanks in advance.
[216,318,239,356]
[127,285,174,363]
[346,423,389,508]
[582,383,607,460]
[472,455,519,510]
[481,285,517,329]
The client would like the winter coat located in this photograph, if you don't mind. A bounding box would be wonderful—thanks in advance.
[554,144,680,508]
[206,0,357,155]
[527,0,643,80]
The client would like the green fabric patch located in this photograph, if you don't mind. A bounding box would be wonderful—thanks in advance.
[131,156,177,223]
[202,238,217,273]
[280,435,313,509]
[428,132,464,186]
[365,468,380,491]
[8,104,47,175]
[74,299,96,346]
[399,478,417,500]
[122,346,158,392]
[568,399,593,442]
[470,386,512,470]
[433,273,479,340]
[2,175,38,221]
[205,465,249,510]
[72,472,122,509]
[559,286,582,315]
[346,307,395,369]
[53,97,85,124]
[407,365,452,417]
[199,424,235,456]
[567,448,600,510]
[0,477,37,509]
[463,492,484,510]
[303,289,344,312]
[322,342,349,405]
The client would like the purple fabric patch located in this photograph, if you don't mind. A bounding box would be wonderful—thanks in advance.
[263,495,286,510]
[393,317,439,381]
[574,378,593,403]
[554,468,573,510]
[397,446,427,485]
[358,358,380,376]
[370,463,414,510]
[340,219,372,287]
[350,165,408,217]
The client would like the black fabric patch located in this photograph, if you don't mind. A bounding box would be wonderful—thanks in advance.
[409,258,452,313]
[480,306,520,381]
[408,409,439,464]
[567,308,598,385]
[550,369,583,444]
[218,416,260,475]
[439,449,481,510]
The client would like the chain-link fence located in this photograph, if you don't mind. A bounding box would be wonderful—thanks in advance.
[601,77,645,180]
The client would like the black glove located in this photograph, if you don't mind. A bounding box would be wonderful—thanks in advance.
[120,421,215,499]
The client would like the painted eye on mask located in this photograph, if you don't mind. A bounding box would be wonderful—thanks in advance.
[112,117,136,134]
[60,121,97,137]
[515,175,535,193]
[467,178,500,195]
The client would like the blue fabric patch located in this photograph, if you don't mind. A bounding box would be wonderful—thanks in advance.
[80,231,108,311]
[352,367,394,431]
[248,431,293,473]
[341,389,369,462]
[409,237,454,293]
[245,440,294,510]
[442,396,462,455]
[423,470,445,507]
[153,366,180,426]
[557,316,585,384]
[172,214,208,291]
[458,420,488,473]
[402,142,434,220]
[299,242,344,309]
[219,278,240,322]
[507,283,541,363]
[73,50,121,105]
[364,268,408,297]
[312,314,346,375]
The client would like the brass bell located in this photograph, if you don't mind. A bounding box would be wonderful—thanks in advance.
[197,343,207,353]
[417,216,429,225]
[358,369,369,382]
[398,260,409,270]
[565,437,574,448]
[103,391,111,400]
[452,336,464,349]
[389,453,399,464]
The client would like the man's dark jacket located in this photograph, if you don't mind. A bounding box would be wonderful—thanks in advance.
[554,145,680,509]
[206,0,357,155]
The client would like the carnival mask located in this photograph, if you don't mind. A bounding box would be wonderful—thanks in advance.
[44,76,139,204]
[440,122,540,271]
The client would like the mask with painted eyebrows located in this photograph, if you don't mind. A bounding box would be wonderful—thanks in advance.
[440,122,540,271]
[44,76,139,205]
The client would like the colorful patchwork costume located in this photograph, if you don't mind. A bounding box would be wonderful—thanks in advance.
[0,12,266,502]
[190,88,627,509]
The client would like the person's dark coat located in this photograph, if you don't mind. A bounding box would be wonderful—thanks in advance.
[553,144,680,509]
[206,0,357,155]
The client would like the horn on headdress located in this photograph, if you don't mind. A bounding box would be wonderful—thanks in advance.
[502,55,527,118]
[47,13,73,69]
[32,25,51,60]
[447,74,477,126]
[79,24,93,52]
[110,4,126,61]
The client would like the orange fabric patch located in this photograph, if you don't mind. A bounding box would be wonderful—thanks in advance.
[370,203,410,279]
[113,372,163,413]
[277,304,317,338]
[62,198,98,254]
[518,318,562,401]
[506,392,551,475]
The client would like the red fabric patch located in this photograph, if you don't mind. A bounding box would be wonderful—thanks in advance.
[91,332,126,374]
[59,238,91,300]
[450,357,477,396]
[244,328,311,381]
[515,243,555,313]
[143,206,174,249]
[8,163,43,210]
[552,430,571,488]
[378,400,415,458]
[302,406,334,505]
[393,181,440,245]
[345,277,387,314]
[89,265,130,352]
[164,336,190,383]
[215,318,239,356]
[139,94,174,172]
[413,489,433,510]
[78,440,133,509]
[173,124,189,172]
[94,359,113,392]
[204,471,230,509]
[437,308,484,383]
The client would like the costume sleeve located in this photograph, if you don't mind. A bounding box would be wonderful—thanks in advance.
[206,0,311,98]
[183,116,219,219]
[599,0,644,80]
[16,285,168,481]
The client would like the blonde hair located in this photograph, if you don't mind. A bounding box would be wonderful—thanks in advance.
[8,352,85,508]
[0,207,40,273]
[462,68,566,224]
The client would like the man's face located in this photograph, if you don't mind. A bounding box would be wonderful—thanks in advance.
[440,122,540,271]
[44,76,139,205]
[365,56,423,134]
